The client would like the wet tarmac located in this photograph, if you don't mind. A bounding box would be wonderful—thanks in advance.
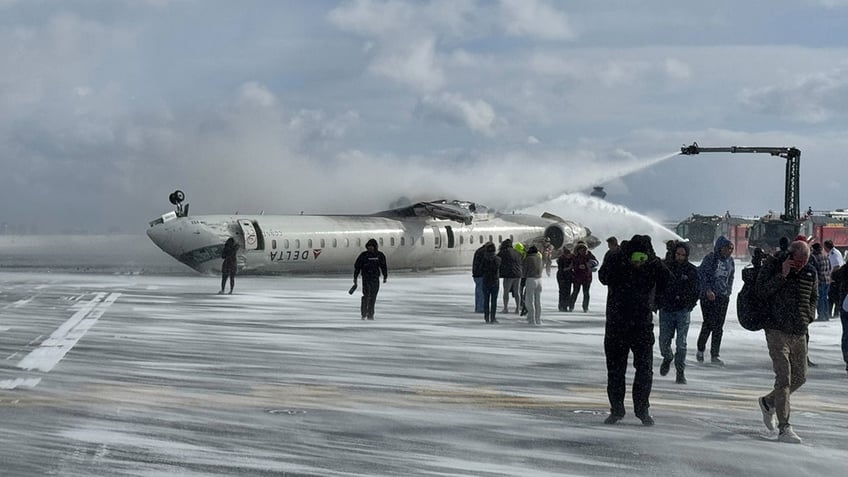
[1,270,847,476]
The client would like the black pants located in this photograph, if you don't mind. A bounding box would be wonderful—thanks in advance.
[697,294,730,358]
[557,272,573,311]
[570,282,591,312]
[221,271,235,291]
[360,276,380,319]
[605,320,654,417]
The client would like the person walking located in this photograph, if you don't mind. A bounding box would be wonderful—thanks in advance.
[756,240,817,443]
[498,239,523,314]
[657,241,700,384]
[696,236,735,365]
[219,237,239,294]
[809,243,831,320]
[824,240,844,317]
[830,263,848,376]
[598,234,670,426]
[541,237,554,277]
[479,242,501,324]
[570,242,598,313]
[353,238,388,320]
[523,245,544,325]
[556,247,575,311]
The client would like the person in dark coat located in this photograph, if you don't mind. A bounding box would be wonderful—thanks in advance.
[756,240,817,443]
[219,237,239,294]
[497,239,523,314]
[657,241,700,384]
[570,243,598,313]
[556,247,575,311]
[598,234,670,426]
[472,243,488,313]
[479,242,501,323]
[353,238,388,320]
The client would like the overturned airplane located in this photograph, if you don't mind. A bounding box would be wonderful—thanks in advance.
[147,191,600,274]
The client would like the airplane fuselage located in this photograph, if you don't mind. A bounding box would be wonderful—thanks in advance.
[147,201,597,274]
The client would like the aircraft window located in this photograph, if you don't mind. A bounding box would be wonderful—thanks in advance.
[400,237,405,246]
[320,239,325,248]
[308,239,313,248]
[420,236,424,246]
[434,235,440,247]
[345,238,350,247]
[272,240,277,249]
[295,239,300,248]
[489,235,493,243]
[357,238,362,247]
[284,239,290,249]
[379,237,384,247]
[390,237,395,247]
[479,235,484,243]
[510,234,514,241]
[459,236,463,245]
[469,235,474,244]
[333,238,338,248]
[498,235,503,243]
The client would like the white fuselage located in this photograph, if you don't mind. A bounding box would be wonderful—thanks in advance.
[147,209,595,274]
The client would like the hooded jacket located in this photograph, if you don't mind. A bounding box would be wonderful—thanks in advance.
[698,236,735,298]
[354,239,387,281]
[598,235,671,325]
[757,254,817,335]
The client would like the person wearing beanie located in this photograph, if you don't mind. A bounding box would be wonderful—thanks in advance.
[598,234,671,426]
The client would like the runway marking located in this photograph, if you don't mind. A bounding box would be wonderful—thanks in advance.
[16,292,121,373]
[0,377,42,390]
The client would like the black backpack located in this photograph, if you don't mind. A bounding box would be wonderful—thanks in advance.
[736,266,768,331]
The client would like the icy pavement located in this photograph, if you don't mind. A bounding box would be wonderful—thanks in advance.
[0,269,846,476]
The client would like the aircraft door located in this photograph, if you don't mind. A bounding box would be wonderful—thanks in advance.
[238,219,260,251]
[445,226,455,248]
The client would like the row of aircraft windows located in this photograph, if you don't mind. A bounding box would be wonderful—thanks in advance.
[267,233,515,250]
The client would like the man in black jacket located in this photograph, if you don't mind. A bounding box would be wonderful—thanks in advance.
[756,240,817,444]
[657,241,700,384]
[598,234,670,426]
[353,238,388,320]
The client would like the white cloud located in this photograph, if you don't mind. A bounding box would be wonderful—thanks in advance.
[237,82,277,108]
[368,37,445,91]
[664,58,691,80]
[739,67,848,123]
[415,92,498,136]
[498,0,575,40]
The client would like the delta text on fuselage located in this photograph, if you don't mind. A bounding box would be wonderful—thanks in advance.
[147,191,600,274]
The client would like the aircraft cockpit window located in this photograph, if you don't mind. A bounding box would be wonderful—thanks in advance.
[390,237,395,247]
[284,239,290,249]
[295,239,300,248]
[332,238,338,248]
[308,239,313,248]
[320,239,326,248]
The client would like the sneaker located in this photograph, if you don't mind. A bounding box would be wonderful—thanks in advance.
[675,371,687,385]
[603,414,624,425]
[711,357,724,366]
[696,351,704,363]
[636,413,655,426]
[778,425,802,444]
[660,358,672,376]
[759,397,777,431]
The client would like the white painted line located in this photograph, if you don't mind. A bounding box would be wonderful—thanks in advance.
[17,292,121,373]
[0,377,42,390]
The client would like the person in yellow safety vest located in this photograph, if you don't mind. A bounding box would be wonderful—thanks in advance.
[514,241,527,315]
[514,241,527,259]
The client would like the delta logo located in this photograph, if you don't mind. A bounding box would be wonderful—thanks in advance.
[312,249,322,259]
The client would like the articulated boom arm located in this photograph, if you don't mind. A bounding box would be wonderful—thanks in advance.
[680,142,801,221]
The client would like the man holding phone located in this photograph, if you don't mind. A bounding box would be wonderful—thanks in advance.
[756,240,818,444]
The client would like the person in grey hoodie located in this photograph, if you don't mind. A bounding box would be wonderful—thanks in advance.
[696,236,735,365]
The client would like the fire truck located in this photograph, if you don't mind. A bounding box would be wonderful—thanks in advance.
[680,143,801,254]
[675,213,754,260]
[801,209,848,249]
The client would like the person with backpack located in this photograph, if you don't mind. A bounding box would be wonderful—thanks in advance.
[696,236,735,365]
[756,240,817,444]
[598,234,671,426]
[657,241,700,384]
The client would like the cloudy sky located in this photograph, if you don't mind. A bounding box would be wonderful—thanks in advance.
[2,0,847,233]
